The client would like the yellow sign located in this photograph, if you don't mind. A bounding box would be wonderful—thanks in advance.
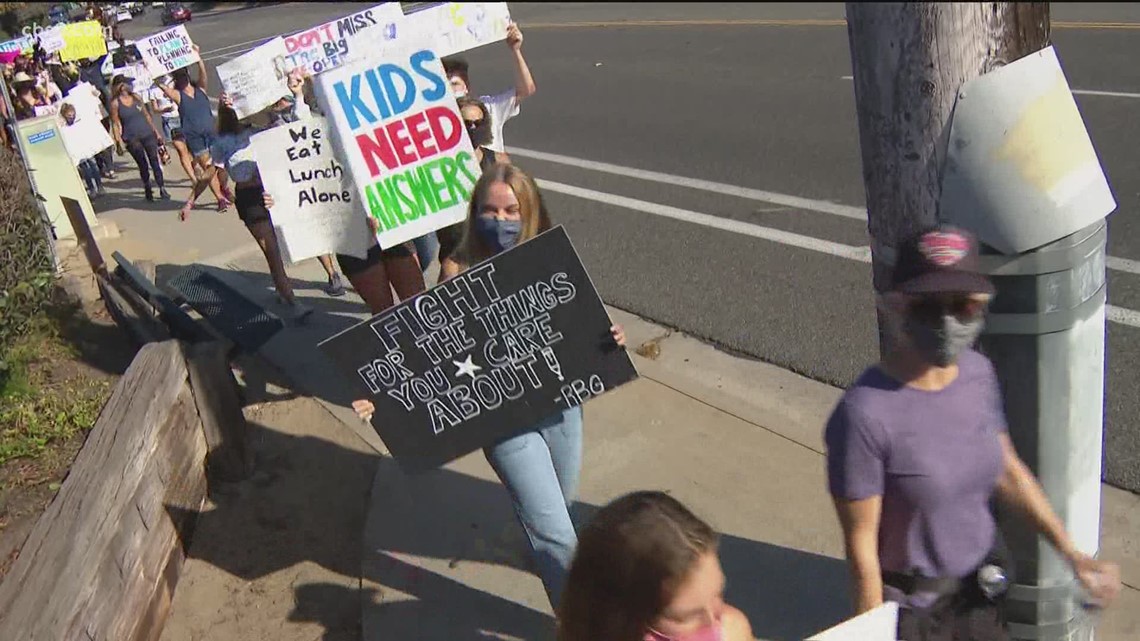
[58,21,107,63]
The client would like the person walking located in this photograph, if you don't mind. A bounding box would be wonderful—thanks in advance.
[825,225,1122,640]
[352,165,626,609]
[109,75,170,202]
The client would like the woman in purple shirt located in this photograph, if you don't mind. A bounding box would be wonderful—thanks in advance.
[825,225,1121,640]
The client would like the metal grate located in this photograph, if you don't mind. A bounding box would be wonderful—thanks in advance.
[165,265,284,354]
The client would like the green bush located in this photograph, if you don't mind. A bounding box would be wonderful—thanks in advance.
[0,147,54,383]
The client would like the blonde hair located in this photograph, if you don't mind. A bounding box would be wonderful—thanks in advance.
[454,164,551,267]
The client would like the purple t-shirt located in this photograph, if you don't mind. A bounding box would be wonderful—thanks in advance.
[825,349,1006,602]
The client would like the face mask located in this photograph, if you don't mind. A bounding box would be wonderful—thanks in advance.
[905,313,984,367]
[453,88,467,98]
[466,119,492,147]
[475,217,522,253]
[644,623,722,641]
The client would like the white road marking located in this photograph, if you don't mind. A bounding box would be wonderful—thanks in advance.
[839,75,1140,98]
[509,147,866,220]
[512,147,1140,277]
[199,36,273,56]
[537,178,1140,329]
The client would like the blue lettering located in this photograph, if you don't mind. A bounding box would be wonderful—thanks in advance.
[334,75,376,130]
[379,64,416,117]
[364,68,392,119]
[410,49,446,101]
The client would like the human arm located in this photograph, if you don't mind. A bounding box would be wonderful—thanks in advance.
[993,434,1122,605]
[109,98,123,151]
[154,78,180,103]
[192,45,207,90]
[834,496,885,614]
[505,22,535,100]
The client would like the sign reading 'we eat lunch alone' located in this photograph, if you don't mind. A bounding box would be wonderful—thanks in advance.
[317,48,479,249]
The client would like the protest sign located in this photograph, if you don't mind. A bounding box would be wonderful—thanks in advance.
[320,226,639,472]
[401,2,512,57]
[251,116,372,264]
[64,82,106,122]
[0,35,34,55]
[37,27,66,55]
[282,3,403,77]
[317,47,478,249]
[59,22,108,63]
[116,63,158,101]
[34,104,61,118]
[217,37,290,119]
[59,117,114,164]
[807,602,898,641]
[140,25,198,78]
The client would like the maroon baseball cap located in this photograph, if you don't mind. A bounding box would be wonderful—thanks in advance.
[890,225,995,296]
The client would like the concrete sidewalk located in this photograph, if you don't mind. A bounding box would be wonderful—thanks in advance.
[87,164,1140,640]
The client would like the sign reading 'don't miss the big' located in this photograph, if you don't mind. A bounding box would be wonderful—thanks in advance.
[319,226,640,472]
[317,46,478,250]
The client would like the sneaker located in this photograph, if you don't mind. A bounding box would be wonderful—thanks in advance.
[324,272,347,297]
[96,185,107,197]
[159,188,171,200]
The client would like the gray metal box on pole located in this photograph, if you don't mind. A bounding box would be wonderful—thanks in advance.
[940,47,1116,641]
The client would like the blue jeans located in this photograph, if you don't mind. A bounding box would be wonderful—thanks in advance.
[412,231,439,273]
[77,158,101,192]
[484,406,583,608]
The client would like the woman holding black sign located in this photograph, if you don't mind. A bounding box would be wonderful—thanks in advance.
[352,165,626,610]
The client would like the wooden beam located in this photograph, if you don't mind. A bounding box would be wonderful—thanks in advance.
[185,340,250,482]
[0,341,209,641]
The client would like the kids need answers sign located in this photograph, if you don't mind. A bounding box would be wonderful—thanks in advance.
[319,227,639,472]
[317,47,479,250]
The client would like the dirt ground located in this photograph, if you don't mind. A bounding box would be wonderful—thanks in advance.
[159,380,379,641]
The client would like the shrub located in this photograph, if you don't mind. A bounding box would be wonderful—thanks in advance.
[0,146,54,382]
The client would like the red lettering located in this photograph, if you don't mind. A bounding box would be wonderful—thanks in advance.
[285,29,315,53]
[320,23,336,41]
[405,112,436,159]
[385,119,417,166]
[356,128,397,177]
[425,106,462,154]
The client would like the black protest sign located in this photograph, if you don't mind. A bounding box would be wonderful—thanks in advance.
[319,226,639,472]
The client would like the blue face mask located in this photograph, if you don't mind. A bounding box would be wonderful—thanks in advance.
[476,217,522,253]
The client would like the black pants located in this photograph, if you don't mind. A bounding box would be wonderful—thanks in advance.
[126,133,164,190]
[896,590,1009,641]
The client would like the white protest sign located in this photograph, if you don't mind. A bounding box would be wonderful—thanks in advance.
[139,25,199,78]
[64,82,106,122]
[251,116,372,264]
[282,3,404,77]
[806,602,898,641]
[116,63,158,101]
[401,2,512,57]
[217,37,290,119]
[60,117,115,164]
[37,27,66,54]
[34,104,61,118]
[317,47,480,249]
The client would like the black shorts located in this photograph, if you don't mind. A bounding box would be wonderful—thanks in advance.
[436,222,465,264]
[336,241,414,279]
[235,185,271,227]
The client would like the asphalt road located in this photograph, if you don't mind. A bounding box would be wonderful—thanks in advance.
[119,3,1140,492]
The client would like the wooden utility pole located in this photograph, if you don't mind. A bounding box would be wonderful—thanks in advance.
[846,2,1050,301]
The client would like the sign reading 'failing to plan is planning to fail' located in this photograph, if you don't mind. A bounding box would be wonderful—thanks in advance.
[318,47,480,250]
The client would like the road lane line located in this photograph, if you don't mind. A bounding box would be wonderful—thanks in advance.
[538,178,1140,329]
[512,147,1140,277]
[509,147,867,220]
[839,76,1140,98]
[538,179,872,261]
[199,36,274,56]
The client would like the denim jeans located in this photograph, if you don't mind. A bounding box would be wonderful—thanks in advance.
[412,231,439,274]
[484,406,583,608]
[77,158,101,192]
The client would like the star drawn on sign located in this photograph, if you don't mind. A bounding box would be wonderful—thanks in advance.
[453,355,483,380]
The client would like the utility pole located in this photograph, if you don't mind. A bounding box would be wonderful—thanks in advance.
[848,5,1112,641]
[846,2,1049,303]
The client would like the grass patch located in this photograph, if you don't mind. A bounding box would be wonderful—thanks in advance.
[0,301,113,467]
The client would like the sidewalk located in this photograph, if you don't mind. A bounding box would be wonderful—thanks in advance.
[89,162,1140,640]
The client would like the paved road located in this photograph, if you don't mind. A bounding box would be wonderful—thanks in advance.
[119,3,1140,492]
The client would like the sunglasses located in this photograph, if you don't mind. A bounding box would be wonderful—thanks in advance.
[463,118,484,130]
[908,294,989,321]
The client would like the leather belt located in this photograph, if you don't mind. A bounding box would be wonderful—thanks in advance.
[882,571,966,597]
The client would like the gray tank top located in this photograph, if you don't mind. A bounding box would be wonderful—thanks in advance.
[117,96,152,142]
[179,86,214,135]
